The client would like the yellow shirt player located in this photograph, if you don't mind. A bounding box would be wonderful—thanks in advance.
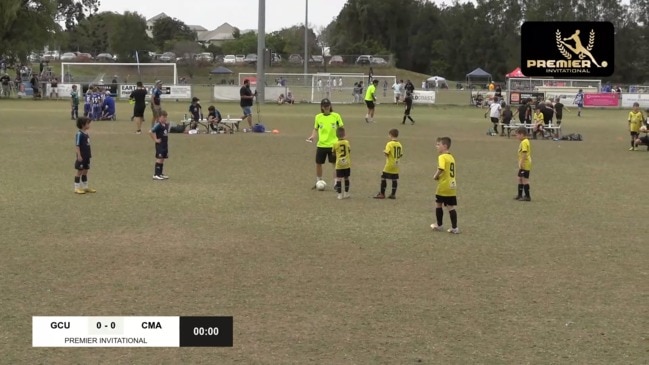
[431,137,459,234]
[332,127,351,199]
[515,126,532,201]
[628,102,644,150]
[532,106,545,139]
[307,98,344,188]
[374,129,403,199]
[364,79,379,123]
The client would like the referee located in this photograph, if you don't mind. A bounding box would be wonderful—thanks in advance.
[129,81,148,134]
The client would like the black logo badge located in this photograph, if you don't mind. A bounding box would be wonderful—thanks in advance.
[521,22,614,77]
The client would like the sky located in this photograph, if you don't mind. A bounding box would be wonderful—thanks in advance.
[97,0,350,32]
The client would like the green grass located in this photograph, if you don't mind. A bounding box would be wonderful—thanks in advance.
[1,100,648,364]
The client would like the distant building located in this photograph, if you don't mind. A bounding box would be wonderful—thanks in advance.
[146,12,169,38]
[188,25,208,40]
[198,23,237,46]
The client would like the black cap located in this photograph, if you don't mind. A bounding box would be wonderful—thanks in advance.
[192,97,199,102]
[320,98,331,105]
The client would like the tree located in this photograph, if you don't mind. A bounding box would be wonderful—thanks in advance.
[110,12,152,62]
[0,0,59,61]
[152,17,196,52]
[57,0,102,30]
[173,40,202,78]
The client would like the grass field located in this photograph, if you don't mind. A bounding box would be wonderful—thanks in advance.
[1,99,648,364]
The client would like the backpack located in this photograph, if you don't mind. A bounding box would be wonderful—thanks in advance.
[252,123,265,133]
[169,124,185,133]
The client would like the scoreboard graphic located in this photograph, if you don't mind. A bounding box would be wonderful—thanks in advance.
[32,316,233,347]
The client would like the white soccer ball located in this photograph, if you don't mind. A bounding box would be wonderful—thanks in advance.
[315,180,327,191]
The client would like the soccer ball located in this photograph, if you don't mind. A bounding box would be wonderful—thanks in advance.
[316,180,327,191]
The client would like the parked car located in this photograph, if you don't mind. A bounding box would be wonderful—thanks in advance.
[371,57,388,65]
[244,54,257,64]
[223,55,236,64]
[288,54,303,64]
[76,53,94,62]
[195,52,213,62]
[30,52,42,62]
[96,53,114,62]
[328,55,344,65]
[355,55,373,65]
[159,52,176,62]
[41,51,59,61]
[60,52,76,61]
[235,55,245,63]
[309,55,324,64]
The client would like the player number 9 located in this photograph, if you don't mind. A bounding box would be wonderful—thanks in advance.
[193,327,219,336]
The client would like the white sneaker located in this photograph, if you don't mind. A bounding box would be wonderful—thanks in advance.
[430,224,444,231]
[343,192,350,199]
[337,193,343,200]
[152,175,165,180]
[447,228,460,234]
[160,175,169,179]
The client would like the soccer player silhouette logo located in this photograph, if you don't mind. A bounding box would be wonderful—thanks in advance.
[559,29,604,67]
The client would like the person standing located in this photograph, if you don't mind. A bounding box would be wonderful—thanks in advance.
[151,80,163,127]
[430,137,458,233]
[129,81,148,134]
[150,110,170,180]
[70,85,79,120]
[574,89,584,117]
[332,127,351,199]
[514,126,532,201]
[50,77,59,99]
[73,117,96,194]
[239,79,255,130]
[364,79,379,123]
[306,98,343,189]
[402,91,415,125]
[374,129,403,199]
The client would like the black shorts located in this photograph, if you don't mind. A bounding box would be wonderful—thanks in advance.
[315,147,335,164]
[365,100,375,109]
[490,117,499,124]
[381,172,399,180]
[556,113,562,121]
[404,105,412,115]
[631,131,640,138]
[502,118,511,125]
[134,106,145,118]
[336,168,351,178]
[74,159,90,170]
[435,195,457,206]
[156,145,168,159]
[518,169,530,178]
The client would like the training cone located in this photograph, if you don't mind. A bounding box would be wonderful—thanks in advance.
[272,129,279,134]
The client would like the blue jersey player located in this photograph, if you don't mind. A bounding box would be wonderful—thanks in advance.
[101,91,116,120]
[91,88,102,120]
[150,110,170,180]
[74,117,96,194]
[83,90,92,117]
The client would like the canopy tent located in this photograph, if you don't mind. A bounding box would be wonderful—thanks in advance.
[209,66,233,75]
[427,76,446,82]
[505,67,525,78]
[426,75,447,88]
[466,68,492,104]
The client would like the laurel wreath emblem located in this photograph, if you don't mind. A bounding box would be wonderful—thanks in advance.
[556,30,572,59]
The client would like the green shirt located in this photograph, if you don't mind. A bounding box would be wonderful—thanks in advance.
[365,84,376,101]
[71,91,79,106]
[314,112,344,148]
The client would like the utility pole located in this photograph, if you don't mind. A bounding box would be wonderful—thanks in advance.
[256,0,266,103]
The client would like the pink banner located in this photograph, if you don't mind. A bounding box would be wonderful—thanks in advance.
[584,93,619,107]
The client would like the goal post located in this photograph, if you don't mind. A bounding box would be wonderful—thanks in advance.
[60,63,177,85]
[311,74,397,104]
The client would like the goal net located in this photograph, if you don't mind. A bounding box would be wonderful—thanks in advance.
[60,63,177,86]
[236,72,396,104]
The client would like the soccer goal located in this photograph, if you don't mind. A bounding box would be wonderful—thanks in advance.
[311,73,397,104]
[60,63,178,85]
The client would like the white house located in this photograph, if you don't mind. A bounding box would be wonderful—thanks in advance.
[146,12,169,38]
[197,23,237,46]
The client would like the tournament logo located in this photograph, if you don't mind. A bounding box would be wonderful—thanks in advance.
[521,22,614,77]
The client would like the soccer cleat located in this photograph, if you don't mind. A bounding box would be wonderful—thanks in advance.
[152,175,165,180]
[74,188,86,194]
[343,192,350,199]
[430,224,444,231]
[160,175,169,179]
[514,196,523,201]
[136,130,141,135]
[83,187,97,193]
[337,193,343,200]
[388,194,396,199]
[521,197,531,201]
[365,117,369,123]
[447,228,460,234]
[373,193,385,199]
[629,147,635,151]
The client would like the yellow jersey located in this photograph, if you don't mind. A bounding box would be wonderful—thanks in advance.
[533,111,544,124]
[628,110,644,132]
[333,139,351,170]
[313,112,344,148]
[365,84,376,101]
[436,153,457,197]
[518,138,532,171]
[383,140,403,174]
